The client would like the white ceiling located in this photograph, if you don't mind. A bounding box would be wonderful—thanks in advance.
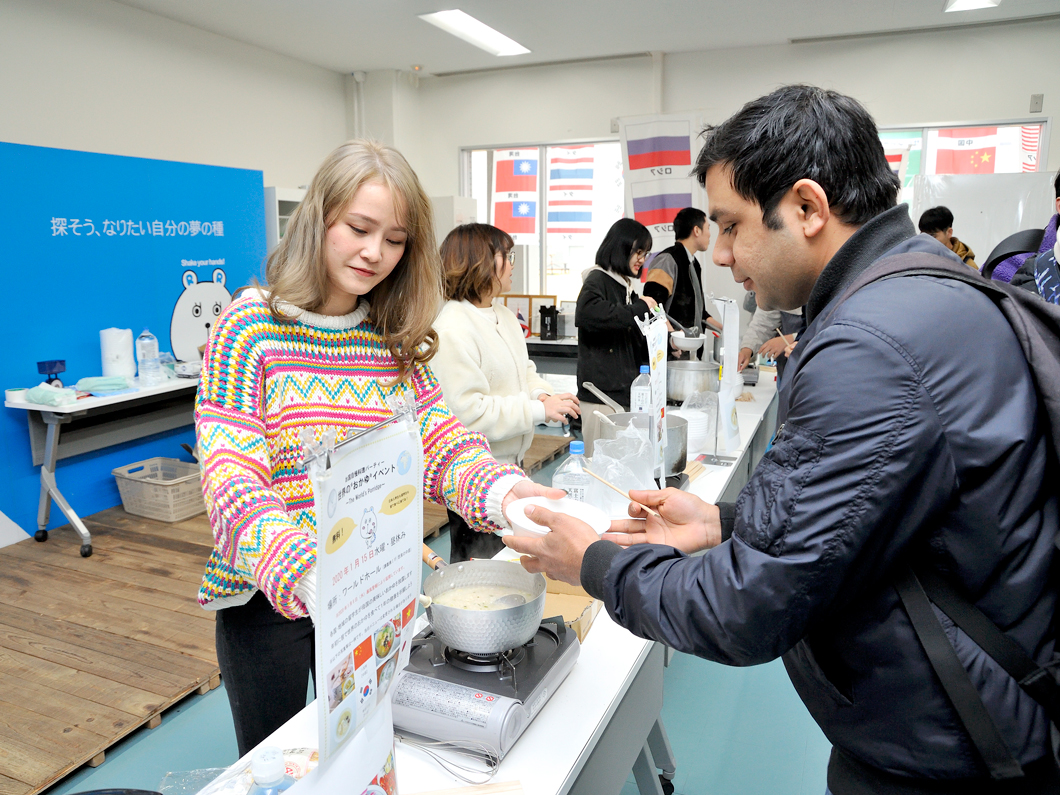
[113,0,1060,75]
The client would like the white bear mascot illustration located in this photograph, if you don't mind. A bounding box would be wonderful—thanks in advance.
[170,269,231,362]
[360,506,378,546]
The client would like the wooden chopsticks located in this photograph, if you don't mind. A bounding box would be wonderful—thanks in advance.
[582,466,660,517]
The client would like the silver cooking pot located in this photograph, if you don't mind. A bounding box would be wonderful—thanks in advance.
[596,412,688,477]
[667,361,720,403]
[422,556,546,654]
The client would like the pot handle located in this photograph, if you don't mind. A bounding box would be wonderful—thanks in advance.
[422,543,447,570]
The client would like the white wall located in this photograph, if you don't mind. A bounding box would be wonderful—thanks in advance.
[0,0,349,189]
[401,18,1059,310]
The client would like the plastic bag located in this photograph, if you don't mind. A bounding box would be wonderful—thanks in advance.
[25,382,77,406]
[74,375,130,394]
[590,421,656,517]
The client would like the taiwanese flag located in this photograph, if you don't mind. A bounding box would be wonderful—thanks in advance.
[626,120,692,171]
[935,127,996,174]
[631,180,692,227]
[496,158,538,192]
[494,200,536,234]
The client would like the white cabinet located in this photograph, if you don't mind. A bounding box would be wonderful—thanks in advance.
[264,187,307,253]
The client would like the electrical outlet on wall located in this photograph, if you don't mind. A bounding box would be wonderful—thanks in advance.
[1030,94,1044,113]
[611,117,620,134]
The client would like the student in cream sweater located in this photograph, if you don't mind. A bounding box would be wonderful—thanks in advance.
[434,224,580,560]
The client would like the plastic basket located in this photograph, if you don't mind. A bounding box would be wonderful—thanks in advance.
[111,457,205,522]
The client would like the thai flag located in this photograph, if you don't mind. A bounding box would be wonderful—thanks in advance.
[494,200,536,234]
[625,120,692,171]
[631,179,692,227]
[496,158,538,192]
[548,146,593,233]
[516,307,530,338]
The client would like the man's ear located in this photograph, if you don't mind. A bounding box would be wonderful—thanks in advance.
[789,179,830,239]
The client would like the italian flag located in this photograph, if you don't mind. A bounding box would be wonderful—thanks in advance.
[935,127,996,174]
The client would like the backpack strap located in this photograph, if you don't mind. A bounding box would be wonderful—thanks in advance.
[894,565,1024,780]
[914,567,1060,725]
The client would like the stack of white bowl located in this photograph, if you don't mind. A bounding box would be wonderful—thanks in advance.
[671,409,714,453]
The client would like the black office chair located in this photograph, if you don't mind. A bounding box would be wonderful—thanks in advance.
[981,228,1045,279]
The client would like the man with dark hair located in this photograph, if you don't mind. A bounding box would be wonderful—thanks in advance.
[506,85,1058,794]
[1010,170,1060,303]
[918,205,977,269]
[643,207,720,348]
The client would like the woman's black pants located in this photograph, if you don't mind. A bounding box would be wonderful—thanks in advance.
[215,591,316,757]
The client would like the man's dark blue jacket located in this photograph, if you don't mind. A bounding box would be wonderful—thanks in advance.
[581,205,1059,784]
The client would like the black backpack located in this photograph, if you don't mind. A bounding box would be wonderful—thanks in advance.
[835,252,1060,781]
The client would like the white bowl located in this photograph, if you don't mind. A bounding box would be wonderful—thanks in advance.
[670,330,705,351]
[507,497,610,538]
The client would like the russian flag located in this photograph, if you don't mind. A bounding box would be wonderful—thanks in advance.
[631,180,692,227]
[494,200,536,234]
[625,120,692,171]
[495,158,538,192]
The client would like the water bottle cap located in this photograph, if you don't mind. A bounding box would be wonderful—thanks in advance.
[639,365,649,374]
[251,746,285,784]
[569,441,584,455]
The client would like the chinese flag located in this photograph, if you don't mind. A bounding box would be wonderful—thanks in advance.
[936,127,996,174]
[353,636,373,668]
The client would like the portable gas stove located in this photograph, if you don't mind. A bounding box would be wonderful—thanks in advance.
[392,616,580,759]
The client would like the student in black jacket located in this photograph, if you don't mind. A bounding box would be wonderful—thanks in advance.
[575,218,656,453]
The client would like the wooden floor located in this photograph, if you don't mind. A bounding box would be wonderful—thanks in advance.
[0,437,570,793]
[0,508,219,795]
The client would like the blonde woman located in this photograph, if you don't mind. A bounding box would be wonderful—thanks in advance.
[433,224,580,561]
[195,141,554,754]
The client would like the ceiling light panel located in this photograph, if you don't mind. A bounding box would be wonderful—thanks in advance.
[418,9,530,56]
[943,0,1002,11]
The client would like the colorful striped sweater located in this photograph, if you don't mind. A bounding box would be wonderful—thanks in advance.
[195,293,525,619]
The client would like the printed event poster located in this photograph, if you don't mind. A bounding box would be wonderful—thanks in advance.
[492,148,539,245]
[308,416,422,780]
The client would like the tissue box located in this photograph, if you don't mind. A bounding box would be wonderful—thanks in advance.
[543,575,603,642]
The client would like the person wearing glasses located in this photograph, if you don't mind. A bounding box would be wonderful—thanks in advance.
[575,218,656,454]
[433,223,580,561]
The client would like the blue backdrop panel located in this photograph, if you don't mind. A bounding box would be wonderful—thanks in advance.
[0,141,265,535]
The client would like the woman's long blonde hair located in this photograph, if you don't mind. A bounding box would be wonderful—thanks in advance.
[265,140,441,381]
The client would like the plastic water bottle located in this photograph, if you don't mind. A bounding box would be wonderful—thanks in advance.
[630,365,651,413]
[135,328,162,386]
[247,746,295,795]
[552,440,592,502]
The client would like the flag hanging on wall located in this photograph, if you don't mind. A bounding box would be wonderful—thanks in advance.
[548,146,594,235]
[619,113,705,251]
[631,179,693,227]
[494,200,537,234]
[624,120,692,171]
[1022,125,1042,173]
[934,127,997,175]
[492,148,539,243]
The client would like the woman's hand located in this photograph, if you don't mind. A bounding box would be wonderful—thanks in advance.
[541,393,581,422]
[603,488,721,554]
[641,295,658,311]
[502,479,566,523]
